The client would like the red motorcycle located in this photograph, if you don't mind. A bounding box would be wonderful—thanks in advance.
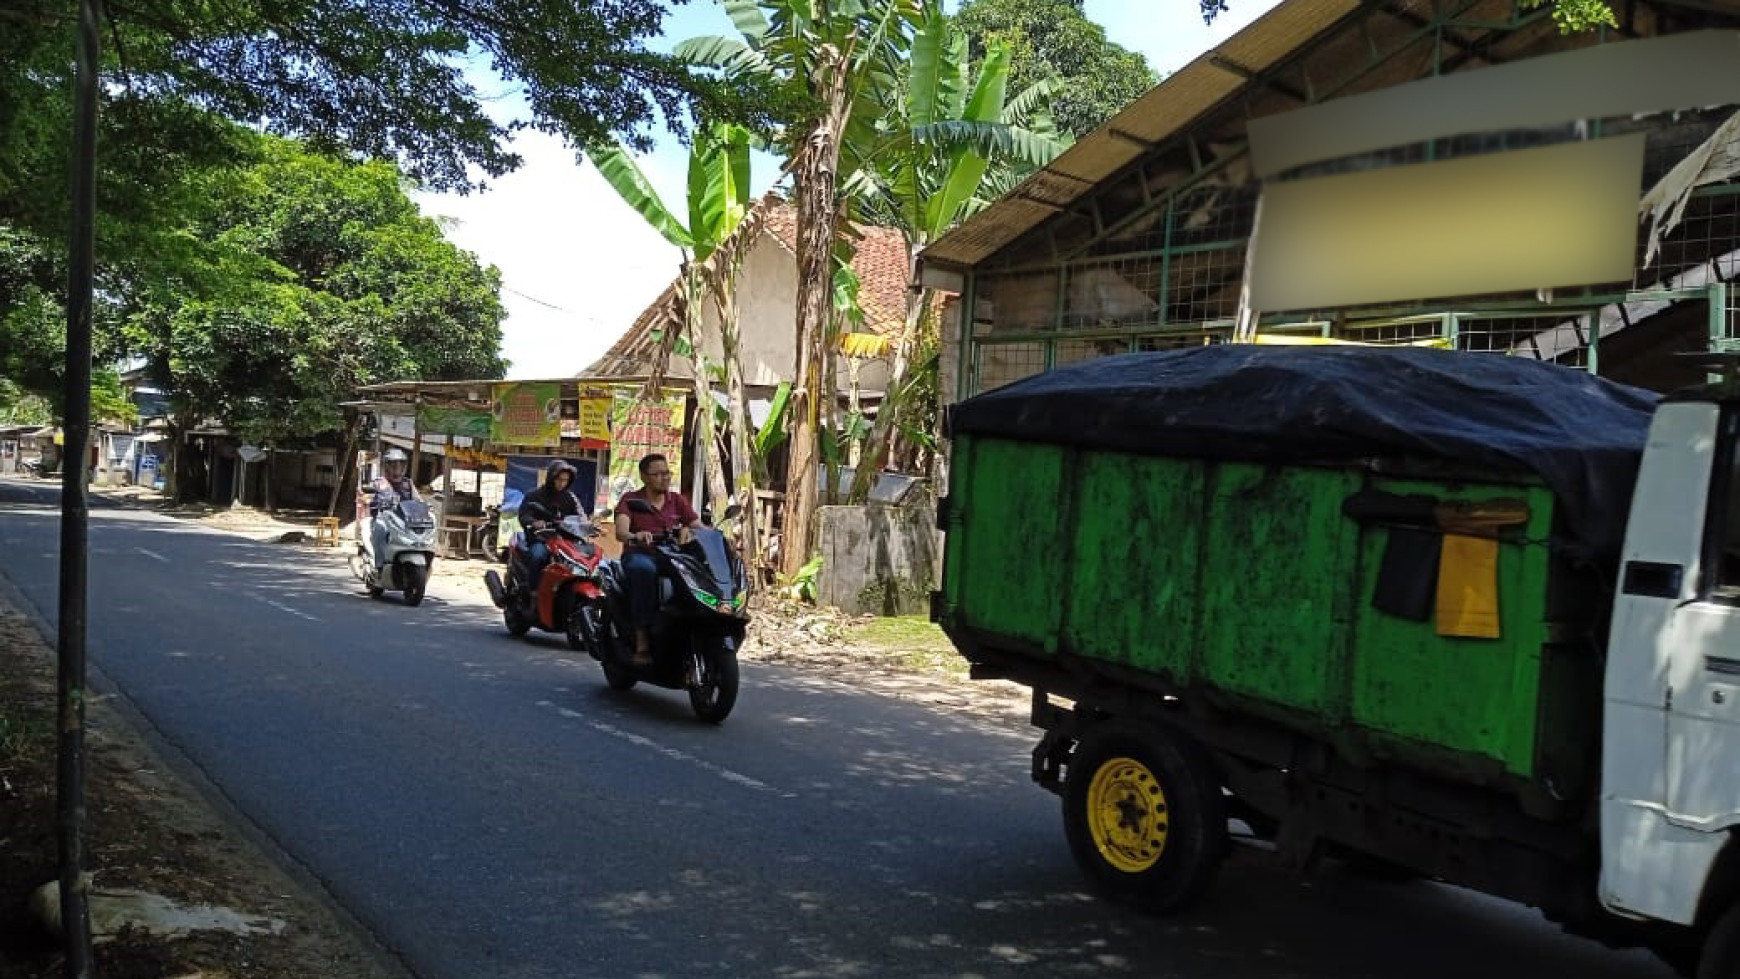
[483,513,607,650]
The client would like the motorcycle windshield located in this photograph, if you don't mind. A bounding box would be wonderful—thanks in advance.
[691,528,738,601]
[397,499,435,529]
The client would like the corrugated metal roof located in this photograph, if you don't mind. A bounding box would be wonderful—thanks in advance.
[920,0,1361,270]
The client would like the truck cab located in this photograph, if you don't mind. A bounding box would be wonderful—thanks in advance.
[1603,390,1740,943]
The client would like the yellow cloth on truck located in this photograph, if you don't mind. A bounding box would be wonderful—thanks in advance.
[1433,501,1530,640]
[1436,533,1501,639]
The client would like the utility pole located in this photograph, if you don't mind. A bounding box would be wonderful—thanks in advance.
[58,0,102,974]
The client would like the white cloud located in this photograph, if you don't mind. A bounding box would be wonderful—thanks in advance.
[412,130,685,380]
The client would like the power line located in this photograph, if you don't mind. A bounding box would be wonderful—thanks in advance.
[502,285,571,312]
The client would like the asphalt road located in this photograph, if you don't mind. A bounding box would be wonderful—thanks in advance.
[0,475,1675,979]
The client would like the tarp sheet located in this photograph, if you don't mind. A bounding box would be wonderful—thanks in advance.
[947,345,1661,559]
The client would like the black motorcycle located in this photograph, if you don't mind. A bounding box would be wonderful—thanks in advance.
[585,499,749,724]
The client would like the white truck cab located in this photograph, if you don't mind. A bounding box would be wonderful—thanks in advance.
[1604,387,1740,970]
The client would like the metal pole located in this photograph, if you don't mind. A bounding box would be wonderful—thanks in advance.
[58,0,101,974]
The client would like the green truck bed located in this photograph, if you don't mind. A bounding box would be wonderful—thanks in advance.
[939,434,1603,790]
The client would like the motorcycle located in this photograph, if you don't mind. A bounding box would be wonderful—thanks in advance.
[483,512,607,649]
[350,495,439,606]
[474,488,524,564]
[594,499,749,725]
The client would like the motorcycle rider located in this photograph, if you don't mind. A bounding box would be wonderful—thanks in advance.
[518,460,585,586]
[613,453,704,668]
[367,448,417,569]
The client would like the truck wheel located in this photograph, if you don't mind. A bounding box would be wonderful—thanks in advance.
[1063,722,1227,913]
[1699,902,1740,979]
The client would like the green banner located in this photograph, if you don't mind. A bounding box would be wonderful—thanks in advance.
[490,382,562,447]
[417,405,492,439]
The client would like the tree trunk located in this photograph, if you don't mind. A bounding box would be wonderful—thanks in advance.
[264,447,275,514]
[709,261,760,590]
[782,43,850,578]
[847,286,928,503]
[169,413,200,504]
[326,410,360,518]
[684,266,731,513]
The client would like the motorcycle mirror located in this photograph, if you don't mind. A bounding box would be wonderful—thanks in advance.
[722,504,743,523]
[624,498,658,515]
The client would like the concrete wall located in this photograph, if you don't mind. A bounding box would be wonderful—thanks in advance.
[815,503,941,617]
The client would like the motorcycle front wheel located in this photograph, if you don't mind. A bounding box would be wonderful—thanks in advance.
[400,562,428,607]
[688,637,739,725]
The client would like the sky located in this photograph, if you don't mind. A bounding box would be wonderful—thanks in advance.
[410,0,1286,380]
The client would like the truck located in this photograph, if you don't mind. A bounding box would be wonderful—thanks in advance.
[932,343,1740,976]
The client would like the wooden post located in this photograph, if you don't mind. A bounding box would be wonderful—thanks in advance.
[410,397,424,493]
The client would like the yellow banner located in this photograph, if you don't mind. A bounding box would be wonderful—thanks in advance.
[579,396,612,444]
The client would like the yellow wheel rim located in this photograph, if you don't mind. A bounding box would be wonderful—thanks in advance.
[1085,755,1169,873]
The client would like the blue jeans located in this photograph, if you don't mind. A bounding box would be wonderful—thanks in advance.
[526,539,550,584]
[622,550,660,630]
[371,518,391,569]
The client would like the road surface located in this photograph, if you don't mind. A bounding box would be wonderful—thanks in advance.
[0,476,1674,978]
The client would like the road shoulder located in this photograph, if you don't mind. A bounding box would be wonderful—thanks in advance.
[0,577,414,979]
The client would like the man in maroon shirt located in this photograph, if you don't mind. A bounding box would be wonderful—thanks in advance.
[613,453,704,667]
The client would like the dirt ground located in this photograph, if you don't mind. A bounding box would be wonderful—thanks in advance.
[0,486,1025,976]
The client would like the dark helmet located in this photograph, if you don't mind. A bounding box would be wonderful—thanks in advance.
[543,459,577,489]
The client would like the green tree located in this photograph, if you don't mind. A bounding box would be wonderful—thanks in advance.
[840,5,1064,500]
[588,122,763,563]
[105,136,506,496]
[677,0,928,576]
[1,0,769,198]
[957,0,1156,140]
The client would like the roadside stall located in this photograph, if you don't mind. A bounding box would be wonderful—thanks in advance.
[346,377,694,562]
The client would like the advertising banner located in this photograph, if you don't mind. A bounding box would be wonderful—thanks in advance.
[490,382,562,447]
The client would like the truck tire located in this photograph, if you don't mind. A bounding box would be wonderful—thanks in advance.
[1699,902,1740,979]
[1063,721,1228,913]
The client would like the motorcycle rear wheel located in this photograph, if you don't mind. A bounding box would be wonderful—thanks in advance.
[503,604,532,637]
[689,639,739,725]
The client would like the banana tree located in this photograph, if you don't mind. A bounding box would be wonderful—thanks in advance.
[677,0,925,578]
[839,5,1067,502]
[588,122,761,564]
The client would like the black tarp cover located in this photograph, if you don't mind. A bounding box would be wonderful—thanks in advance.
[946,345,1662,559]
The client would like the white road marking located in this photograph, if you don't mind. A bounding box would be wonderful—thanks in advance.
[265,599,319,622]
[134,547,169,563]
[245,593,321,622]
[536,700,795,799]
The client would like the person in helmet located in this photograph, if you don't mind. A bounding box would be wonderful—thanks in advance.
[367,448,418,569]
[517,460,585,584]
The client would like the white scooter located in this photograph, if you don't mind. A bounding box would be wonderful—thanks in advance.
[350,494,438,606]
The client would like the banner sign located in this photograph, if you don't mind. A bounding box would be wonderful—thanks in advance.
[579,397,613,446]
[601,394,686,511]
[417,405,492,439]
[490,382,562,447]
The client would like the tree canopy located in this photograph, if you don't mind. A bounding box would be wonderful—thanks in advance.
[117,137,507,444]
[957,0,1157,140]
[2,0,770,197]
